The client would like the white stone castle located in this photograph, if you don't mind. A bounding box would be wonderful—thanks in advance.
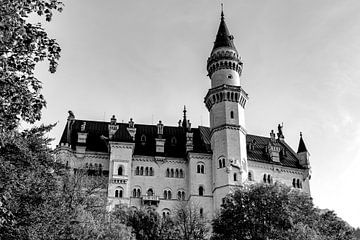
[55,11,311,218]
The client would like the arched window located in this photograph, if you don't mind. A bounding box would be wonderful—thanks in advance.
[145,167,149,176]
[297,179,302,188]
[89,163,93,169]
[180,169,184,178]
[222,158,225,168]
[267,174,272,184]
[85,163,89,168]
[171,169,174,178]
[141,134,146,143]
[263,174,267,183]
[230,111,234,119]
[248,172,253,181]
[233,173,237,181]
[219,159,222,168]
[118,166,123,176]
[166,168,170,177]
[197,163,205,174]
[164,190,171,200]
[168,190,172,199]
[133,189,137,197]
[199,186,204,196]
[149,167,153,176]
[177,191,182,200]
[200,208,203,218]
[147,188,153,196]
[175,169,179,178]
[140,167,144,175]
[115,188,123,198]
[182,191,185,200]
[292,178,296,187]
[135,166,139,175]
[137,189,141,197]
[171,137,177,146]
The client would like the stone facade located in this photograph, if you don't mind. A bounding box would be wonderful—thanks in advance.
[55,12,311,219]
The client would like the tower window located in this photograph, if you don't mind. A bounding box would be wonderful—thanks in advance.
[233,173,237,181]
[198,186,204,196]
[197,162,205,174]
[227,74,232,79]
[230,111,234,119]
[200,208,204,218]
[248,171,253,181]
[118,166,123,176]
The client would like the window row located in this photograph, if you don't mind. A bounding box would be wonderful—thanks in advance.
[166,168,184,178]
[292,178,303,189]
[135,166,154,176]
[85,163,103,169]
[140,134,178,146]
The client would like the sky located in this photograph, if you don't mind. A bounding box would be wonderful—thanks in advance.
[31,0,360,227]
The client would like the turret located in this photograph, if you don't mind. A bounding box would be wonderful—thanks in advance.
[204,8,249,211]
[297,132,310,168]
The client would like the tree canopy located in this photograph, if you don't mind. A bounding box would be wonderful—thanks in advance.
[0,0,63,131]
[212,183,356,240]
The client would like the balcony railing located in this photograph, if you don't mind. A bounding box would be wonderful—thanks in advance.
[141,195,160,206]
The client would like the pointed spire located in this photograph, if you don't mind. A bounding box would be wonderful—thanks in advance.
[182,105,187,128]
[212,4,237,52]
[297,132,308,153]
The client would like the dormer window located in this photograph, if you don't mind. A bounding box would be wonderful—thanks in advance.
[171,136,177,146]
[141,134,146,145]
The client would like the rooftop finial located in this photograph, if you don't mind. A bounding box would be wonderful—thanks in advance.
[221,3,224,20]
[300,132,303,137]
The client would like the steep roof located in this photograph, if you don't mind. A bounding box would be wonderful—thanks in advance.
[212,12,237,52]
[297,134,308,153]
[59,120,303,169]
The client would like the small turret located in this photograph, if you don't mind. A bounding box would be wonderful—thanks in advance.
[297,132,310,168]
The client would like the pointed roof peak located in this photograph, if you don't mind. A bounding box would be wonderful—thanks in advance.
[221,3,224,20]
[297,132,308,153]
[212,5,237,53]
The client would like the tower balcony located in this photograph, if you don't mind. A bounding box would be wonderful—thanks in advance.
[141,195,160,207]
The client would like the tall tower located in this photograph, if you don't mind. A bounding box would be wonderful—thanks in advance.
[204,10,249,210]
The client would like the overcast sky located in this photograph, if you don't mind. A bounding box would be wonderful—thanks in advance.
[32,0,360,227]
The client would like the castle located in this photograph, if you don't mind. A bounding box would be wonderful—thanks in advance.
[55,11,311,218]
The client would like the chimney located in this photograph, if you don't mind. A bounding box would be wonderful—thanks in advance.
[76,121,87,153]
[127,118,136,141]
[108,115,119,140]
[155,120,166,154]
[186,132,193,152]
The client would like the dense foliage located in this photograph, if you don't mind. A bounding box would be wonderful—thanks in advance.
[0,0,63,131]
[212,183,356,240]
[114,202,209,240]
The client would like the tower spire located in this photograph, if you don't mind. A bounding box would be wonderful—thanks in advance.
[182,105,187,128]
[221,3,224,20]
[297,132,308,153]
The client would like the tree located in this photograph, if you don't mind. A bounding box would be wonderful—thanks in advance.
[0,124,59,239]
[211,183,356,240]
[0,0,63,131]
[173,201,210,240]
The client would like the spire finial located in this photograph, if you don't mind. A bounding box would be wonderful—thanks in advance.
[221,3,224,20]
[300,132,303,137]
[183,105,187,118]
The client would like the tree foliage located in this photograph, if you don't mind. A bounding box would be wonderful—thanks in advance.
[113,202,209,240]
[212,183,356,240]
[0,0,63,130]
